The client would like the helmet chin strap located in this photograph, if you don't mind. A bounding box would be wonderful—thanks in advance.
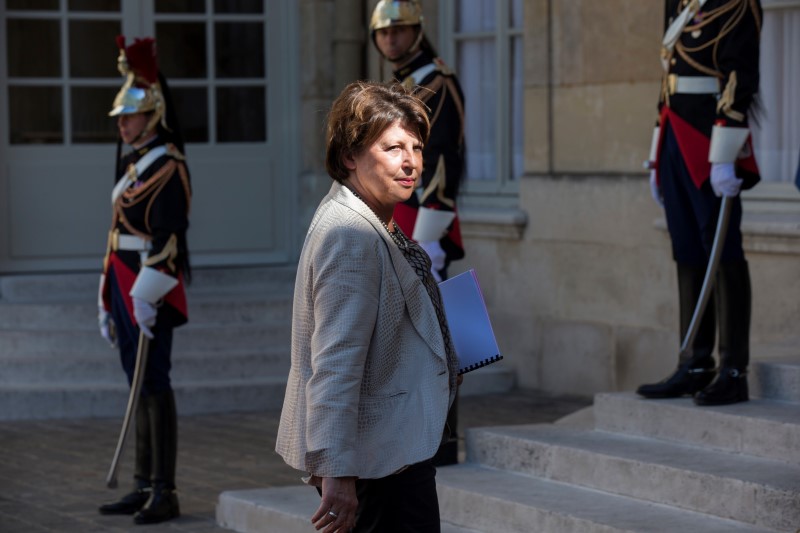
[386,45,421,65]
[131,128,157,148]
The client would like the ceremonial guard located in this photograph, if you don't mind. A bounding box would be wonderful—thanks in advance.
[97,35,191,524]
[370,0,466,465]
[637,0,761,406]
[370,0,466,283]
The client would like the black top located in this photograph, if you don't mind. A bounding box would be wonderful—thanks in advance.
[660,0,762,135]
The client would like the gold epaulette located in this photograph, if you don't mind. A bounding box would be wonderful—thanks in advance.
[433,57,453,76]
[165,143,186,161]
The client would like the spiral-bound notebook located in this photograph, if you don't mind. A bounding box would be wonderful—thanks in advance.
[438,269,502,375]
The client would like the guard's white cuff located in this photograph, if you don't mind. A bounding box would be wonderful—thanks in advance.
[411,207,455,242]
[709,125,749,164]
[648,126,660,164]
[130,266,178,304]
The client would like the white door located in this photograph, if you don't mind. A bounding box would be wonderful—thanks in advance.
[0,0,298,273]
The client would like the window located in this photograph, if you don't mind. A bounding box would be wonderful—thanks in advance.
[154,0,268,144]
[751,2,800,183]
[3,0,268,146]
[440,0,523,197]
[5,1,121,144]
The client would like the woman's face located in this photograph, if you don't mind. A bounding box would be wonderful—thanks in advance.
[117,113,150,145]
[345,121,423,215]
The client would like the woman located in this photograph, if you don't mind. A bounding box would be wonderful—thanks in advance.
[97,36,191,525]
[276,81,460,532]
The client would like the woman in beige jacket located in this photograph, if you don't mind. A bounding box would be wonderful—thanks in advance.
[276,81,459,532]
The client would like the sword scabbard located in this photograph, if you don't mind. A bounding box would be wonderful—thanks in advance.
[680,196,733,354]
[106,330,150,488]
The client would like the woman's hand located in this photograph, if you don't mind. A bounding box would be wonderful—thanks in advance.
[312,476,358,532]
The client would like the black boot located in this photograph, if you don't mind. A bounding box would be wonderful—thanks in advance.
[134,482,180,525]
[694,367,749,405]
[637,263,717,399]
[636,359,716,398]
[134,391,180,525]
[99,401,152,515]
[695,261,751,406]
[98,478,151,515]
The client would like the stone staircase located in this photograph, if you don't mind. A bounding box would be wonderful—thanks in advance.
[0,266,514,421]
[216,356,800,533]
[0,266,296,421]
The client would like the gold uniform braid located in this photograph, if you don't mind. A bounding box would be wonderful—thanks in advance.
[673,0,749,77]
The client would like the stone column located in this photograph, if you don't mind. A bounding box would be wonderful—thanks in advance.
[333,0,367,92]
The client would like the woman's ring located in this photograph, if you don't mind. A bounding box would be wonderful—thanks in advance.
[328,511,338,518]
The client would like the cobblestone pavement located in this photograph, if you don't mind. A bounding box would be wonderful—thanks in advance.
[0,390,591,533]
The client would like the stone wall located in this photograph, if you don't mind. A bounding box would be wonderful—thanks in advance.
[457,0,800,397]
[297,0,800,398]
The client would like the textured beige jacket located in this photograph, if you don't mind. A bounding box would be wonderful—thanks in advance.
[276,181,458,480]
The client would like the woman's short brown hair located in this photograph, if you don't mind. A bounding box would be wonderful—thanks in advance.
[325,81,430,183]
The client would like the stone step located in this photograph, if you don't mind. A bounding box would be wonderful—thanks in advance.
[0,376,288,421]
[0,322,290,357]
[752,356,800,403]
[216,485,484,533]
[594,392,800,465]
[0,293,293,329]
[0,265,298,303]
[435,464,780,533]
[0,265,515,422]
[0,348,289,384]
[465,424,800,531]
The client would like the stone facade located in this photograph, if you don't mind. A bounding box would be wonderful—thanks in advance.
[297,0,800,398]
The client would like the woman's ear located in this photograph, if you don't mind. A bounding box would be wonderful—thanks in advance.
[343,151,357,171]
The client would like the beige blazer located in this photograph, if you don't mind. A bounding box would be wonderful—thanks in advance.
[276,181,458,480]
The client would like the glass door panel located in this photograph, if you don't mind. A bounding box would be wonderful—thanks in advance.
[157,22,209,78]
[1,1,293,272]
[7,19,61,77]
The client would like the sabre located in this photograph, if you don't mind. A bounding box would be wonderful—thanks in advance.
[106,330,150,489]
[679,195,732,356]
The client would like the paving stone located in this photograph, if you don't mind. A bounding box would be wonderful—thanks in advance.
[0,389,587,533]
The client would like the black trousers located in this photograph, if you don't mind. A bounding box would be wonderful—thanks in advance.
[109,268,174,397]
[660,123,745,265]
[318,461,440,533]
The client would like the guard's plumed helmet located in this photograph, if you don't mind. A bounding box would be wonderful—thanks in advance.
[108,35,167,134]
[370,0,425,57]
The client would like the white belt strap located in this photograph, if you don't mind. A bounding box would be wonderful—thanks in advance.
[671,75,719,94]
[117,234,151,251]
[111,145,168,205]
[661,0,709,70]
[407,63,437,86]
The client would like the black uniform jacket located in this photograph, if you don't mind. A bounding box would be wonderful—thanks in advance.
[656,0,762,189]
[393,50,466,263]
[101,137,192,328]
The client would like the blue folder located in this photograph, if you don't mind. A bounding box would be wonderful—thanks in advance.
[438,269,502,375]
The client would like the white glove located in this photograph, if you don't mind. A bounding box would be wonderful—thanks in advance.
[710,163,742,197]
[649,169,663,208]
[419,240,446,283]
[132,297,157,339]
[98,307,117,348]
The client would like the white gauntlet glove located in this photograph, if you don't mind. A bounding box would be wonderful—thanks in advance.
[98,306,117,348]
[649,169,663,208]
[129,266,178,340]
[132,297,157,339]
[419,240,446,282]
[710,163,743,197]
